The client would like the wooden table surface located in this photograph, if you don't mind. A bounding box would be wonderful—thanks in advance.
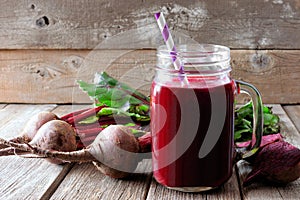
[0,104,299,200]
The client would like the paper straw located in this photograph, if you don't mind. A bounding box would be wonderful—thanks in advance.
[154,12,189,85]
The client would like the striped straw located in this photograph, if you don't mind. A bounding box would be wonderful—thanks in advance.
[154,12,189,85]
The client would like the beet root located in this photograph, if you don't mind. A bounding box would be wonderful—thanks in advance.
[0,125,148,178]
[89,125,144,178]
[30,120,77,164]
[244,140,300,186]
[0,112,58,150]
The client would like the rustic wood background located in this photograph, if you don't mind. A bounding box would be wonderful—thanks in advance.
[0,0,299,104]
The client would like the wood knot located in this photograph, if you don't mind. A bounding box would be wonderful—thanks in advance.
[36,16,50,28]
[250,53,271,69]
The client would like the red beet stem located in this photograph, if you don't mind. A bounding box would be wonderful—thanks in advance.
[67,106,107,124]
[138,132,151,153]
[60,107,90,121]
[77,130,152,152]
[77,127,104,137]
[76,140,85,150]
[236,133,283,148]
[125,91,150,106]
[75,123,103,130]
[80,136,97,147]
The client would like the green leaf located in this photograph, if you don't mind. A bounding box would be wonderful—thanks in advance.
[124,123,137,127]
[234,102,280,142]
[78,72,150,109]
[263,106,271,113]
[97,107,150,123]
[234,128,251,140]
[94,72,150,104]
[77,71,150,128]
[79,116,99,124]
[263,113,272,125]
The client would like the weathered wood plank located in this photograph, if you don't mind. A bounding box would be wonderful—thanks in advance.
[146,168,241,200]
[0,104,56,139]
[0,104,61,199]
[0,104,86,199]
[231,50,300,104]
[0,104,53,149]
[271,105,300,147]
[0,0,299,49]
[283,105,300,132]
[50,160,152,200]
[0,104,7,109]
[0,50,90,104]
[236,105,300,200]
[0,49,299,104]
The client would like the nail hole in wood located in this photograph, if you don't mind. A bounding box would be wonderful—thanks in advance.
[36,16,50,28]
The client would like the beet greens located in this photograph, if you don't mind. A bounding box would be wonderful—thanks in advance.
[234,102,280,142]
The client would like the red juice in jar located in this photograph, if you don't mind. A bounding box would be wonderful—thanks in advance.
[151,77,235,190]
[151,44,264,192]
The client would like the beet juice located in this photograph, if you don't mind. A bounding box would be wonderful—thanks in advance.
[151,77,235,190]
[151,44,263,192]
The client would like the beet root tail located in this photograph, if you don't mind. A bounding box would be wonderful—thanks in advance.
[0,147,28,156]
[0,137,95,162]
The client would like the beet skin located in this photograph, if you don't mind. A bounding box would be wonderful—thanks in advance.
[244,141,300,185]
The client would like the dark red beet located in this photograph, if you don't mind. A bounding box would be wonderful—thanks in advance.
[236,133,283,148]
[244,141,300,186]
[0,112,58,150]
[0,125,151,179]
[138,132,151,153]
[30,120,77,164]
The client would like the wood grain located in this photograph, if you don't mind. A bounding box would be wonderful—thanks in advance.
[236,105,300,200]
[283,105,300,132]
[231,50,300,104]
[0,104,61,199]
[146,168,241,200]
[0,104,299,199]
[0,0,299,49]
[0,104,7,109]
[271,105,300,147]
[50,161,152,200]
[0,49,299,104]
[0,104,56,139]
[0,104,86,199]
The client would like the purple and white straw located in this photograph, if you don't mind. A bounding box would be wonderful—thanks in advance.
[155,12,189,86]
[154,12,183,72]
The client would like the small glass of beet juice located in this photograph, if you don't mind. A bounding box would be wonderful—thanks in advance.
[151,44,263,192]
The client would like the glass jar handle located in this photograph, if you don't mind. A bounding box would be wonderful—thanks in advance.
[235,80,264,158]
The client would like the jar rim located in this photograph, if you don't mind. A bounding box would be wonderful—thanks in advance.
[156,44,231,75]
[157,44,230,61]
